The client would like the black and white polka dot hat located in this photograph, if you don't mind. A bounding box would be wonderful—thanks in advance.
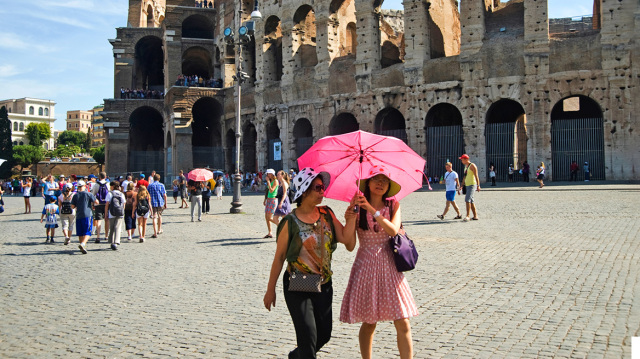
[292,167,331,202]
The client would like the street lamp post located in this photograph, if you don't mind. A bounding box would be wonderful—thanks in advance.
[227,1,262,213]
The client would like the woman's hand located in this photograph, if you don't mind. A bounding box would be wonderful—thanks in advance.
[355,195,374,214]
[263,288,277,311]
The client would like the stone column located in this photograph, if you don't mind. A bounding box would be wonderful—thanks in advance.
[175,127,193,172]
[402,0,430,85]
[279,21,295,87]
[354,0,381,93]
[460,0,487,56]
[523,0,550,76]
[314,15,331,97]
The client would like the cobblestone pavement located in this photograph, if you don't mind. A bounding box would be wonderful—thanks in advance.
[1,182,639,358]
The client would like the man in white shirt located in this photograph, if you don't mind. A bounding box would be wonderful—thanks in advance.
[437,162,462,220]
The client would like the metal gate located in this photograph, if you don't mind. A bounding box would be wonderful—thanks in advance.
[296,137,314,159]
[268,139,282,171]
[129,151,165,179]
[426,125,465,180]
[377,129,408,144]
[193,146,224,169]
[485,122,519,182]
[551,117,605,181]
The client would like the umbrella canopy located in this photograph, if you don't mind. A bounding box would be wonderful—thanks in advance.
[188,168,213,182]
[0,159,6,167]
[297,130,426,202]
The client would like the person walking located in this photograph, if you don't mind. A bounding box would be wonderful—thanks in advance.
[584,161,590,181]
[58,183,76,245]
[536,162,546,188]
[132,185,152,242]
[179,170,189,208]
[40,196,60,243]
[522,161,530,182]
[124,183,137,241]
[42,175,59,206]
[201,181,211,214]
[489,162,496,186]
[437,162,462,220]
[340,166,418,359]
[105,182,126,250]
[172,179,179,204]
[22,177,32,214]
[71,181,99,254]
[460,154,480,221]
[508,164,514,182]
[570,161,579,181]
[188,180,202,222]
[263,168,356,359]
[91,172,110,243]
[147,173,167,238]
[263,169,279,238]
[272,170,292,225]
[215,175,224,200]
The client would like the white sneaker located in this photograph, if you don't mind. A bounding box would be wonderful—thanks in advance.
[64,237,70,245]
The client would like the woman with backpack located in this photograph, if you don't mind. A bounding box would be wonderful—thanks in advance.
[132,185,152,242]
[58,183,76,244]
[105,182,126,250]
[124,183,137,241]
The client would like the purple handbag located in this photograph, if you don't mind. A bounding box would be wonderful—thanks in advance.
[389,228,418,272]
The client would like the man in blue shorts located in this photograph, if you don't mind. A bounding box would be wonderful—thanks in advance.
[437,162,462,220]
[71,180,99,254]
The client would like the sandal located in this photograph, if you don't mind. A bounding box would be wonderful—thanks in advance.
[263,234,273,238]
[472,217,479,221]
[437,215,444,220]
[454,215,462,219]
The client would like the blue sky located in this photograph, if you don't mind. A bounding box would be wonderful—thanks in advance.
[0,0,594,131]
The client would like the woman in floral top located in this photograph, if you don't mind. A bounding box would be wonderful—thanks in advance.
[264,168,356,359]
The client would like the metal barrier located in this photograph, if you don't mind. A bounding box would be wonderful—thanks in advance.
[551,118,605,181]
[426,125,465,180]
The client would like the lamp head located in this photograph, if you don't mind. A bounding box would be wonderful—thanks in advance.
[250,0,262,20]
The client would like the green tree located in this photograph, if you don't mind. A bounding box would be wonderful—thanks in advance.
[90,145,105,172]
[56,130,86,149]
[12,145,44,171]
[51,145,82,158]
[24,122,51,147]
[85,127,93,151]
[0,106,13,178]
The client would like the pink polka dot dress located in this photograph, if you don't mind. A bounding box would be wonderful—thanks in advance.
[340,207,418,324]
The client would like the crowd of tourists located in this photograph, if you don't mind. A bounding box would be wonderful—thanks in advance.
[175,74,223,88]
[119,88,164,99]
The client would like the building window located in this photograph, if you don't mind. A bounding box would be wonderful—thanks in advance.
[44,108,49,116]
[13,122,17,131]
[13,141,17,146]
[38,107,43,116]
[29,106,34,115]
[19,141,24,145]
[19,123,24,131]
[76,123,78,128]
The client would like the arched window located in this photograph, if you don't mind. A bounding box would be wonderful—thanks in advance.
[19,141,24,145]
[38,107,43,116]
[19,123,24,131]
[44,108,49,116]
[13,141,17,146]
[29,106,34,115]
[13,122,17,131]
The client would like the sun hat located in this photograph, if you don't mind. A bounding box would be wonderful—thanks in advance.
[265,169,276,176]
[59,174,65,178]
[459,154,470,160]
[357,165,401,198]
[77,180,86,187]
[65,183,74,189]
[292,167,331,202]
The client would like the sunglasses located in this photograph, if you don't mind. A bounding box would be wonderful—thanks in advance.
[312,184,326,193]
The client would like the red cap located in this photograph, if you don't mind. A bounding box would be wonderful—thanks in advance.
[459,154,470,160]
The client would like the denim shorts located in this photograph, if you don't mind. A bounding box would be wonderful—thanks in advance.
[445,190,456,202]
[465,185,477,203]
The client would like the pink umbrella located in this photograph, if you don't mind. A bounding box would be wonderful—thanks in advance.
[187,168,213,182]
[297,130,427,202]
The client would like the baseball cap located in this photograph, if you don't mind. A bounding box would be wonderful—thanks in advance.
[77,180,86,187]
[140,174,145,178]
[459,154,470,160]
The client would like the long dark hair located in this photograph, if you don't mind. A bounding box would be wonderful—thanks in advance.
[358,179,394,231]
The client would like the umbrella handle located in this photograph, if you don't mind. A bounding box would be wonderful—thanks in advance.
[419,171,433,191]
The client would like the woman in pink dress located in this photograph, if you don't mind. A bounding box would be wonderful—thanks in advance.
[340,165,418,359]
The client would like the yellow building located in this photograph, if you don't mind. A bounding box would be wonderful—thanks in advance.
[66,110,93,134]
[91,105,104,147]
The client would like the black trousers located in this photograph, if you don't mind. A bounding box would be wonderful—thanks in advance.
[202,197,210,213]
[570,171,578,181]
[283,271,333,359]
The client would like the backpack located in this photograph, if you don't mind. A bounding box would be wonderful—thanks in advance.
[136,197,150,216]
[109,191,125,217]
[61,194,73,215]
[125,192,134,211]
[96,182,109,204]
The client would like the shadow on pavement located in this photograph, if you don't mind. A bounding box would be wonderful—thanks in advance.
[197,237,270,246]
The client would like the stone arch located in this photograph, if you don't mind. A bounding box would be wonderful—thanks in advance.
[146,4,154,28]
[329,112,359,135]
[266,117,282,170]
[375,107,407,143]
[485,99,527,182]
[293,5,318,69]
[425,103,465,178]
[182,46,213,79]
[293,118,313,158]
[129,106,164,176]
[381,41,402,68]
[329,0,357,59]
[550,95,604,181]
[226,129,236,173]
[134,36,164,91]
[242,122,257,173]
[346,22,357,55]
[264,16,283,82]
[192,97,224,169]
[182,14,214,39]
